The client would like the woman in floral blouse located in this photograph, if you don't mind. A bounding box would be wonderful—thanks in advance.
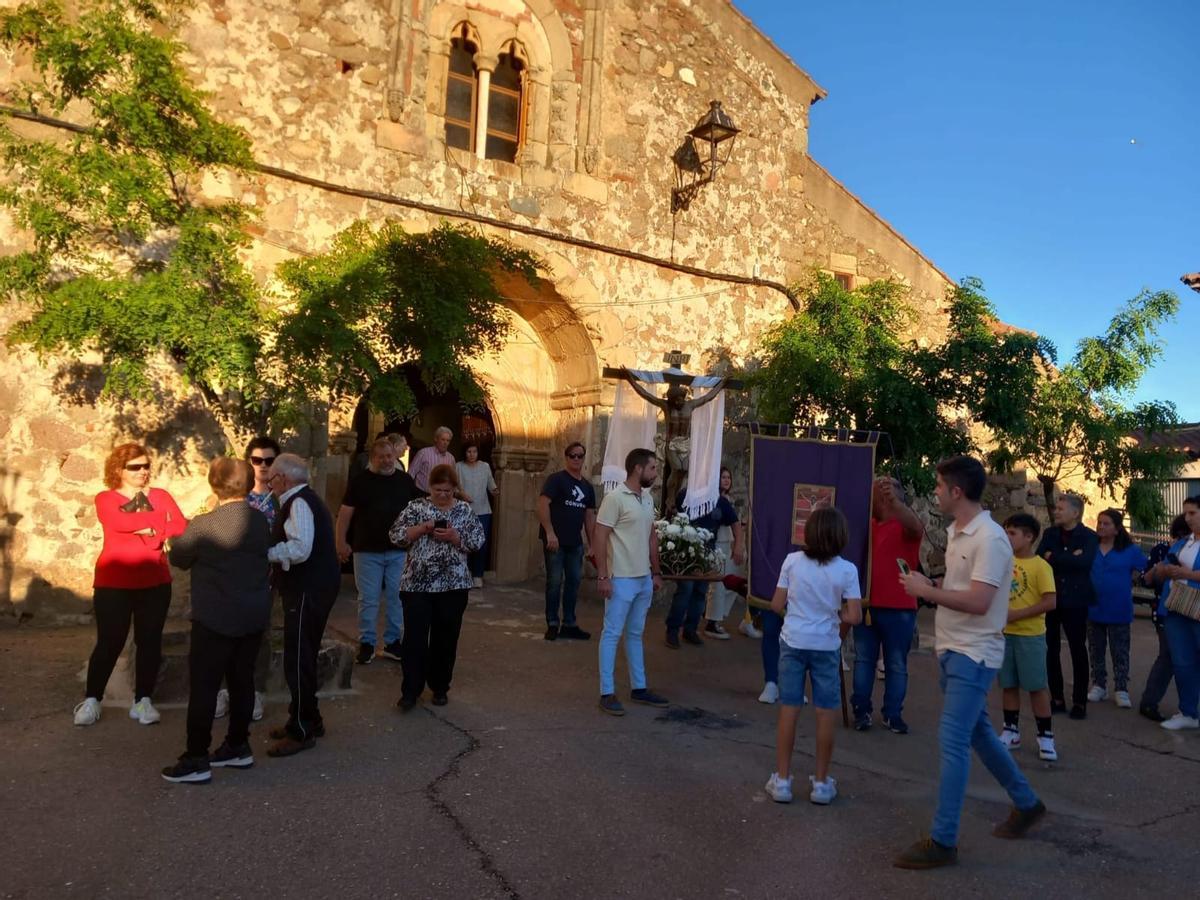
[389,464,484,711]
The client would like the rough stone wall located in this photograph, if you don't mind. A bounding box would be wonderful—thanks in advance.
[0,0,974,616]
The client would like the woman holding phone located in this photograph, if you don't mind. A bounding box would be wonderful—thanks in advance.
[388,464,484,711]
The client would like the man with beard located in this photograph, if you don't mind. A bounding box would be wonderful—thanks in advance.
[593,449,670,716]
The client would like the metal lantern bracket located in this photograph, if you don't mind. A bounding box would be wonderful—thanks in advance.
[671,100,739,214]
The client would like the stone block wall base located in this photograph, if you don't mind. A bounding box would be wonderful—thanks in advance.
[82,625,355,705]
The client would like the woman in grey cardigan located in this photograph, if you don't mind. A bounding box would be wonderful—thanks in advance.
[162,458,273,784]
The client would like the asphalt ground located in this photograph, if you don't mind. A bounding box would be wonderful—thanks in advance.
[2,581,1197,899]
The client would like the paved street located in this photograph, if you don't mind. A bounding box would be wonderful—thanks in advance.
[2,581,1196,899]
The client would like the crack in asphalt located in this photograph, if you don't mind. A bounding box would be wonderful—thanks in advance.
[423,709,521,899]
[1103,732,1200,766]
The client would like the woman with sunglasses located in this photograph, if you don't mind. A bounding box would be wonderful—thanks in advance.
[74,443,187,726]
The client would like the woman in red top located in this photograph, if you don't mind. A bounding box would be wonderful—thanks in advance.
[74,443,186,727]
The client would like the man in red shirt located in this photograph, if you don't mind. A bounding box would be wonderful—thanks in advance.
[851,477,924,734]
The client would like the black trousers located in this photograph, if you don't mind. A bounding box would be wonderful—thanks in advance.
[1140,619,1175,708]
[85,584,171,701]
[186,621,262,757]
[281,585,337,740]
[401,590,469,701]
[1046,605,1090,706]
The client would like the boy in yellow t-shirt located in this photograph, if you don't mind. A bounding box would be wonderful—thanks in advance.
[999,514,1059,761]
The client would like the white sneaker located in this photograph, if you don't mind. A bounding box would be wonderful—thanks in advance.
[758,681,780,704]
[472,577,483,589]
[73,698,102,726]
[1162,713,1200,731]
[809,775,838,805]
[1114,691,1132,709]
[129,697,161,725]
[214,689,229,719]
[764,772,793,803]
[1087,685,1108,702]
[739,620,763,639]
[253,691,265,722]
[1037,734,1058,761]
[999,725,1021,750]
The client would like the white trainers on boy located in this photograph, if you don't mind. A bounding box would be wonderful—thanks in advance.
[765,772,793,803]
[809,776,838,805]
[1087,685,1108,702]
[999,725,1021,750]
[129,697,161,725]
[1037,734,1058,761]
[214,688,229,719]
[1114,691,1132,709]
[73,697,102,726]
[758,682,780,704]
[739,619,763,639]
[1162,713,1200,731]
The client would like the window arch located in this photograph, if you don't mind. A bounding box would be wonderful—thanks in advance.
[444,24,479,152]
[484,46,526,163]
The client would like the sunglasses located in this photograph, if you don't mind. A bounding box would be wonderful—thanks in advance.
[250,455,276,466]
[566,453,585,460]
[124,463,151,472]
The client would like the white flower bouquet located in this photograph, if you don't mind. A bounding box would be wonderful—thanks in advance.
[655,513,723,577]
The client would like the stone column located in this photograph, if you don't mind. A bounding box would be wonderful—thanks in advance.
[473,53,497,160]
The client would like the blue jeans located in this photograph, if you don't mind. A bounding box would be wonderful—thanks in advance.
[354,550,405,647]
[665,579,709,635]
[544,544,584,627]
[598,575,653,695]
[851,608,916,720]
[931,651,1041,847]
[1165,613,1200,718]
[469,513,491,579]
[760,609,784,684]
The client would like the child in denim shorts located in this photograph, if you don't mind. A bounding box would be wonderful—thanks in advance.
[765,507,863,805]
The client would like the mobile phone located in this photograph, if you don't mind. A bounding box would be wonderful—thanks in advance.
[434,518,448,530]
[1166,552,1180,566]
[896,558,911,576]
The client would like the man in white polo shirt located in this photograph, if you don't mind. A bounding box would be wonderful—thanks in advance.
[893,456,1045,870]
[593,448,671,716]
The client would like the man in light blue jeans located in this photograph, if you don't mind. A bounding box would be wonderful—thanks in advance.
[593,448,671,716]
[895,456,1046,870]
[354,549,406,653]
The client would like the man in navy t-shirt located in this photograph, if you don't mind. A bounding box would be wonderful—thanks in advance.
[665,488,740,648]
[536,442,597,641]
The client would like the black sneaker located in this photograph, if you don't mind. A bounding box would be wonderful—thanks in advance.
[883,716,909,735]
[630,688,670,707]
[1050,698,1067,714]
[682,630,704,646]
[1068,704,1087,720]
[993,800,1047,839]
[599,694,626,716]
[431,692,448,707]
[379,641,403,661]
[162,754,212,784]
[853,711,873,731]
[397,696,418,713]
[544,626,559,641]
[664,630,681,650]
[356,642,375,665]
[558,624,591,640]
[1139,703,1166,722]
[893,837,958,869]
[209,741,254,769]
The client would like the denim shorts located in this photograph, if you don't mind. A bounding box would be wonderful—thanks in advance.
[778,644,840,709]
[999,633,1048,691]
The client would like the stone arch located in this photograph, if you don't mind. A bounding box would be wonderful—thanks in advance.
[424,0,574,167]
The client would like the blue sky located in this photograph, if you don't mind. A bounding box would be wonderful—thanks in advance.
[736,0,1200,419]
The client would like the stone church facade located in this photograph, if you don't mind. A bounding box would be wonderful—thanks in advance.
[0,0,963,620]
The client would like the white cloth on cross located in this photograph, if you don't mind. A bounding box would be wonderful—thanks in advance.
[682,382,725,519]
[602,378,659,491]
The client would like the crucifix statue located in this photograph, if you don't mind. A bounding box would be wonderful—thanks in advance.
[602,350,743,509]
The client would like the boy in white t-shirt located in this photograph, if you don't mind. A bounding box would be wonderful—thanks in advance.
[764,507,862,806]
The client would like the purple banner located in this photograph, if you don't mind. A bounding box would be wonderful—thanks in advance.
[748,435,876,607]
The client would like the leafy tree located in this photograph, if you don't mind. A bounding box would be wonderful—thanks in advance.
[989,289,1184,527]
[0,0,267,438]
[271,221,542,423]
[750,273,1049,492]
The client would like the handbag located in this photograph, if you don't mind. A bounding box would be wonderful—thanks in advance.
[1165,580,1200,621]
